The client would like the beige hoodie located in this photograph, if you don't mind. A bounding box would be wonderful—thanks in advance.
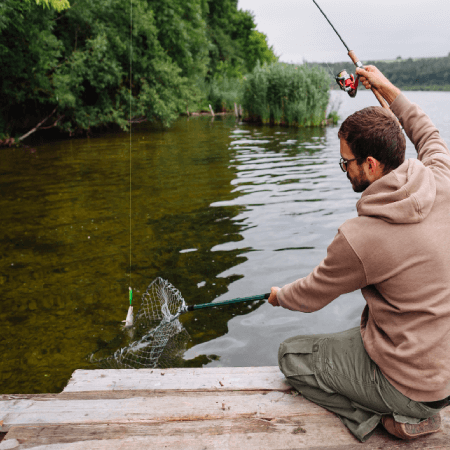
[278,93,450,402]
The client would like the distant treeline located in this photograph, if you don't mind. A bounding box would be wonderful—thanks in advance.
[0,0,277,141]
[312,55,450,91]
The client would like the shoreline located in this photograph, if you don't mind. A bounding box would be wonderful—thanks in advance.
[2,87,449,149]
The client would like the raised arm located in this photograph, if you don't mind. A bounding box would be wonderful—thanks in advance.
[357,66,450,166]
[356,65,401,106]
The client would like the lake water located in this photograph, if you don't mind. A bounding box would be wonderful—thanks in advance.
[2,90,450,394]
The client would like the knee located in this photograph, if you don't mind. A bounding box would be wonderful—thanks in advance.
[278,339,297,373]
[278,341,287,368]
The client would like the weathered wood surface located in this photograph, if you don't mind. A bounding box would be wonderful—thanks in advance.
[3,417,450,450]
[2,391,329,430]
[63,366,290,393]
[1,367,449,449]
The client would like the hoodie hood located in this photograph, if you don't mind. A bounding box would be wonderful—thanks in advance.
[356,159,436,224]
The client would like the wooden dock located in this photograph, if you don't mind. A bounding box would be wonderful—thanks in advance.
[1,366,449,449]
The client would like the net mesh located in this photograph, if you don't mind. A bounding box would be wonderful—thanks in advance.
[89,278,189,369]
[135,277,186,323]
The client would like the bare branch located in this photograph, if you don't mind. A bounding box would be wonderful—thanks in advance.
[18,106,58,141]
[129,117,147,124]
[40,115,65,129]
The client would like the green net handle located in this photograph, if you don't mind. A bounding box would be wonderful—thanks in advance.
[187,293,270,311]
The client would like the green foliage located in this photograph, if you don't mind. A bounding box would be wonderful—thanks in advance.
[0,0,278,139]
[0,0,60,136]
[242,62,331,127]
[327,110,340,125]
[205,0,278,80]
[1,0,199,135]
[59,0,195,129]
[246,30,278,69]
[148,0,209,79]
[31,0,70,12]
[206,77,245,112]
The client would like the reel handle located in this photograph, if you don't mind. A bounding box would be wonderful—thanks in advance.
[347,51,390,110]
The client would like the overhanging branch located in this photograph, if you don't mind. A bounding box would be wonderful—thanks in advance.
[18,106,58,142]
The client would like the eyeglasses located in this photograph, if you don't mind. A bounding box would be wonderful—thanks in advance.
[339,157,359,172]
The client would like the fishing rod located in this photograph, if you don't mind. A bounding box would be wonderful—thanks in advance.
[312,0,390,110]
[176,293,270,317]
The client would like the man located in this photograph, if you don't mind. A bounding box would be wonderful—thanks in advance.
[268,65,450,442]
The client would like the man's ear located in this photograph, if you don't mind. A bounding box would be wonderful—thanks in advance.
[366,156,385,178]
[367,156,379,173]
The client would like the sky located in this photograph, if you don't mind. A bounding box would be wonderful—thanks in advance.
[238,0,450,64]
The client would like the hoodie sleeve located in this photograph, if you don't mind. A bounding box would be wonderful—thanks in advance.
[390,94,450,168]
[277,229,367,312]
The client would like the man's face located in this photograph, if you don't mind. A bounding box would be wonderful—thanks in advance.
[340,139,370,193]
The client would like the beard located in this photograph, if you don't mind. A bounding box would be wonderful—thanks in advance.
[347,167,370,193]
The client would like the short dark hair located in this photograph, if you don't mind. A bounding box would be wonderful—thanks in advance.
[338,106,406,174]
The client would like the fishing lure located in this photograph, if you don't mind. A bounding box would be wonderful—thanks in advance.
[122,305,134,328]
[122,287,134,328]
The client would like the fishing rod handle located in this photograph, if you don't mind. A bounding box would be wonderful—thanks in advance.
[187,293,270,312]
[347,51,391,111]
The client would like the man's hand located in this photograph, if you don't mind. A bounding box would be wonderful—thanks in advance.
[356,65,401,105]
[268,286,281,307]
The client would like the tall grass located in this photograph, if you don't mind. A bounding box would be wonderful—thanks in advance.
[242,62,332,126]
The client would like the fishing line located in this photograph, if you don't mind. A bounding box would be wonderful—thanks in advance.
[312,0,350,52]
[129,0,133,303]
[324,61,336,78]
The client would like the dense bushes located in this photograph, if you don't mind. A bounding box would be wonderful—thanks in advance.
[0,0,277,140]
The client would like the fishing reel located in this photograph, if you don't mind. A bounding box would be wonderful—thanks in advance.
[336,69,359,98]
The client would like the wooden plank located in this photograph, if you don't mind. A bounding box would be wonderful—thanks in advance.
[63,367,290,393]
[2,391,449,443]
[2,417,450,449]
[0,395,58,402]
[1,365,449,449]
[0,390,330,432]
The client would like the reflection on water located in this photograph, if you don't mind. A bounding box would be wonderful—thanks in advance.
[1,90,449,393]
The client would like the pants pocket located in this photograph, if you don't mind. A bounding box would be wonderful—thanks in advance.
[278,337,315,377]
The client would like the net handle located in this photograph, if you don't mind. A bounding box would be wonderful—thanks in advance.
[187,293,270,312]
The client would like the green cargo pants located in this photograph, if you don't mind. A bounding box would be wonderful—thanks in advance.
[278,327,448,442]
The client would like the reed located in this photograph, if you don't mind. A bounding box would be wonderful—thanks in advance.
[242,62,333,127]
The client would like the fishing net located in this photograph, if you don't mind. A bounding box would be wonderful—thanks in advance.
[89,278,190,369]
[135,276,187,324]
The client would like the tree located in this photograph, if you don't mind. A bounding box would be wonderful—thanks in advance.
[205,0,277,79]
[0,0,196,137]
[244,30,278,72]
[147,0,209,79]
[0,0,278,141]
[0,0,62,137]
